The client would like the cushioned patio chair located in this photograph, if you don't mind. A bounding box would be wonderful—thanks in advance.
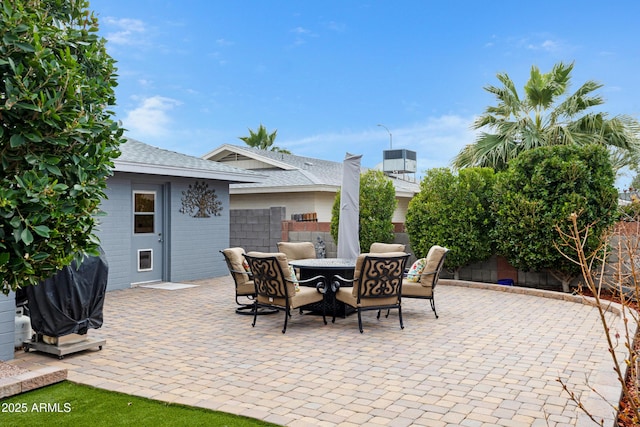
[244,252,327,333]
[221,247,257,314]
[332,252,410,333]
[401,245,449,318]
[369,242,406,253]
[277,241,316,285]
[277,241,316,260]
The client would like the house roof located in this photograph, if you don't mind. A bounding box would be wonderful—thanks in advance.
[202,144,420,197]
[115,139,263,183]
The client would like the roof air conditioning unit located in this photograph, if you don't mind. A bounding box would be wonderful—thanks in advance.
[383,149,417,174]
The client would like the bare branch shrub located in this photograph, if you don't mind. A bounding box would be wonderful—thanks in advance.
[555,212,640,425]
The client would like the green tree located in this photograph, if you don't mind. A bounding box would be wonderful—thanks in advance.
[405,167,496,278]
[452,61,640,172]
[493,144,618,292]
[0,0,124,295]
[331,170,396,251]
[238,124,290,153]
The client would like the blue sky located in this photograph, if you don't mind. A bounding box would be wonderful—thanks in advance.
[91,0,640,187]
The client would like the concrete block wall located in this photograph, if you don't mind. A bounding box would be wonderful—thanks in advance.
[230,207,285,252]
[0,293,16,361]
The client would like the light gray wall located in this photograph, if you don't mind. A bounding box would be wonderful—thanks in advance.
[169,179,229,282]
[0,293,15,361]
[98,172,231,291]
[97,175,132,290]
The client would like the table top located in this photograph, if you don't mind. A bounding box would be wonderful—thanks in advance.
[289,258,356,269]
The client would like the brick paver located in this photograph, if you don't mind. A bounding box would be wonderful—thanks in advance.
[12,278,628,426]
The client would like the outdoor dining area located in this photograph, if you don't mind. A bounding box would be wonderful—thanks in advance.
[222,241,449,333]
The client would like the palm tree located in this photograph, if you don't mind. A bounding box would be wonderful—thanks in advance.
[238,124,291,154]
[452,61,640,172]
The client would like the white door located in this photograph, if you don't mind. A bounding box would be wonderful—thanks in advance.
[132,186,164,284]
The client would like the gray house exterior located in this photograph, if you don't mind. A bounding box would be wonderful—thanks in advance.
[97,139,262,291]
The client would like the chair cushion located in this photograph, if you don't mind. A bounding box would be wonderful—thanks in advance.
[236,280,255,297]
[406,258,427,282]
[369,242,406,253]
[336,287,399,307]
[290,287,324,309]
[402,280,433,297]
[222,247,251,287]
[277,242,316,260]
[258,286,323,308]
[419,246,448,287]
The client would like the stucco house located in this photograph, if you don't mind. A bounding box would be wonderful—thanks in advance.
[202,144,420,222]
[96,139,262,291]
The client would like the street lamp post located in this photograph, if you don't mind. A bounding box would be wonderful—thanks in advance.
[377,124,392,150]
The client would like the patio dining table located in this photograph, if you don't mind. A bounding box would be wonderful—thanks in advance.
[289,258,356,316]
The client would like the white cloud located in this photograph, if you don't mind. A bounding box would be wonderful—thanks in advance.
[291,27,311,35]
[289,26,318,47]
[123,96,182,138]
[216,38,234,46]
[326,21,346,32]
[281,114,476,174]
[103,17,147,46]
[527,39,560,52]
[395,115,477,172]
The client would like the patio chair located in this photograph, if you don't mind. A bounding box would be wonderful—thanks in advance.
[401,245,449,318]
[277,241,316,260]
[244,252,327,333]
[369,242,406,253]
[277,241,316,284]
[221,248,260,314]
[332,252,410,333]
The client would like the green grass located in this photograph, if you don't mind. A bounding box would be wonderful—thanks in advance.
[1,381,280,427]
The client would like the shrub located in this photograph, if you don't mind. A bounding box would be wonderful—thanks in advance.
[492,144,618,292]
[0,0,124,294]
[405,167,495,277]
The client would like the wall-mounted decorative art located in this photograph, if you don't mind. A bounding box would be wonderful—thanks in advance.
[179,181,223,218]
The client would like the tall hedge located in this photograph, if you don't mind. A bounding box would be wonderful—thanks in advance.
[492,144,617,292]
[405,167,495,276]
[0,0,123,294]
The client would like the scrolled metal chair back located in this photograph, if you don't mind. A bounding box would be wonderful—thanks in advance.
[244,255,289,300]
[356,254,409,302]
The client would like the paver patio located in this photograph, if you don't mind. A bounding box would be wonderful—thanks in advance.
[8,277,628,426]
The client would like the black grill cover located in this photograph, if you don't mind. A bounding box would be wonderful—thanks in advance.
[27,248,108,337]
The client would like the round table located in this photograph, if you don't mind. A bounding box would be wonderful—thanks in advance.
[288,258,357,316]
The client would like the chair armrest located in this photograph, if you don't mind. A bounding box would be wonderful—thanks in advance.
[420,269,437,276]
[331,274,356,292]
[294,275,327,294]
[229,268,252,277]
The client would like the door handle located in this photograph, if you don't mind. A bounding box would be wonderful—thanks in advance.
[158,232,163,243]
